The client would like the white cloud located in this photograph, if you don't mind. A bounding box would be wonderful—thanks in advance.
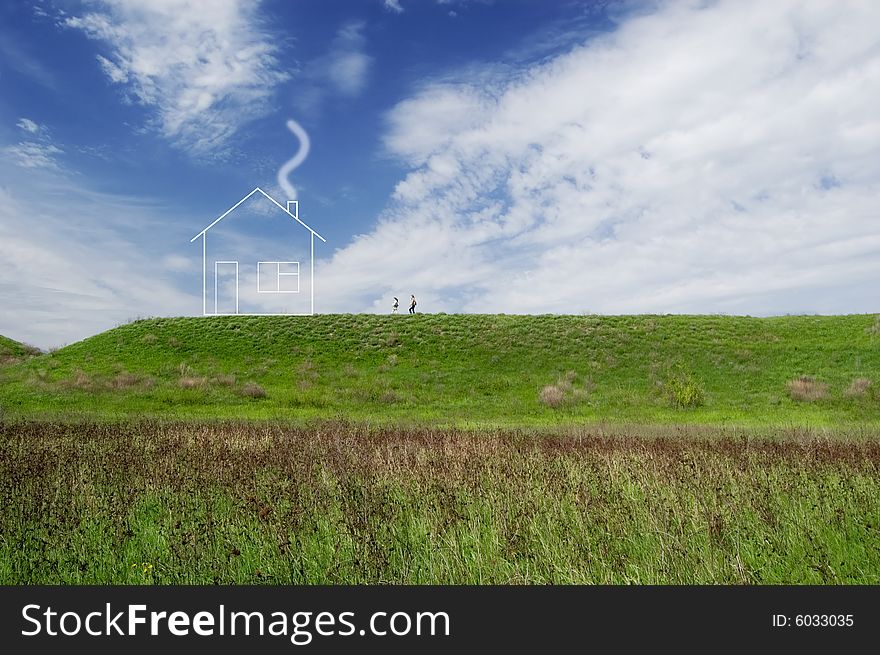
[384,0,404,14]
[327,22,372,96]
[16,118,41,134]
[294,21,373,115]
[63,0,290,155]
[316,0,880,316]
[3,141,63,169]
[5,119,61,169]
[161,253,196,273]
[95,53,128,83]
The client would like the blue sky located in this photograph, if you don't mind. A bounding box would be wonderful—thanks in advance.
[1,0,879,347]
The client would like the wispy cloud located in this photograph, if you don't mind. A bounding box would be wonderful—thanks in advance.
[62,0,290,156]
[317,0,880,316]
[295,21,373,115]
[4,118,62,169]
[16,118,42,134]
[326,22,372,96]
[3,142,63,169]
[384,0,404,14]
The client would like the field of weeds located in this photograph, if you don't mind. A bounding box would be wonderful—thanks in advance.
[2,420,878,584]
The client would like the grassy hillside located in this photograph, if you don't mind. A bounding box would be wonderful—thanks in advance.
[0,335,40,365]
[1,314,879,427]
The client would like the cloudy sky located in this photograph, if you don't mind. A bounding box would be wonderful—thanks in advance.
[1,0,878,347]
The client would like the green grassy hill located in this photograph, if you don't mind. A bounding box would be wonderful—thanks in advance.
[0,335,40,364]
[2,314,879,427]
[3,316,880,585]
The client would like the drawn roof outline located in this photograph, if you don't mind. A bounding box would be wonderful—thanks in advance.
[190,187,327,243]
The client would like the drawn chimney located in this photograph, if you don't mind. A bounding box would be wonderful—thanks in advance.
[286,200,298,220]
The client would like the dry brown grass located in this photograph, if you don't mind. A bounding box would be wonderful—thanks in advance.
[539,370,591,408]
[4,420,878,485]
[844,377,872,399]
[296,359,319,384]
[178,376,207,390]
[787,376,829,402]
[211,374,236,387]
[109,372,149,390]
[69,370,94,390]
[61,370,152,392]
[3,420,880,584]
[539,385,566,408]
[240,382,267,398]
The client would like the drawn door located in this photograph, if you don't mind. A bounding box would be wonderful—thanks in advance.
[214,261,239,315]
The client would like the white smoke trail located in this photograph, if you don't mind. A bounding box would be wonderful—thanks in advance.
[277,119,311,201]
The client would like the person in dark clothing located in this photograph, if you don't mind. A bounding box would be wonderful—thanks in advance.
[392,297,399,313]
[409,295,417,314]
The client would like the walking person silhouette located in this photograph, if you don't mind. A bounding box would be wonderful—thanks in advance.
[392,297,399,313]
[409,295,417,314]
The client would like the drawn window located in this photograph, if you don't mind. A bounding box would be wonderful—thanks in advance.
[257,261,300,293]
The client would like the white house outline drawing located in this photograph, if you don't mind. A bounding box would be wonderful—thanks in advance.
[190,187,326,316]
[214,261,239,314]
[257,261,300,294]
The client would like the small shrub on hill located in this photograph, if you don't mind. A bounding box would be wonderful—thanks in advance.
[539,371,591,408]
[69,370,94,390]
[211,374,236,387]
[844,378,872,399]
[664,370,705,408]
[787,376,829,402]
[539,385,566,408]
[109,372,151,390]
[240,382,267,398]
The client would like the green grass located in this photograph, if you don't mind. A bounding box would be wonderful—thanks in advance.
[3,314,877,584]
[0,335,40,363]
[2,313,879,427]
[2,421,877,584]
